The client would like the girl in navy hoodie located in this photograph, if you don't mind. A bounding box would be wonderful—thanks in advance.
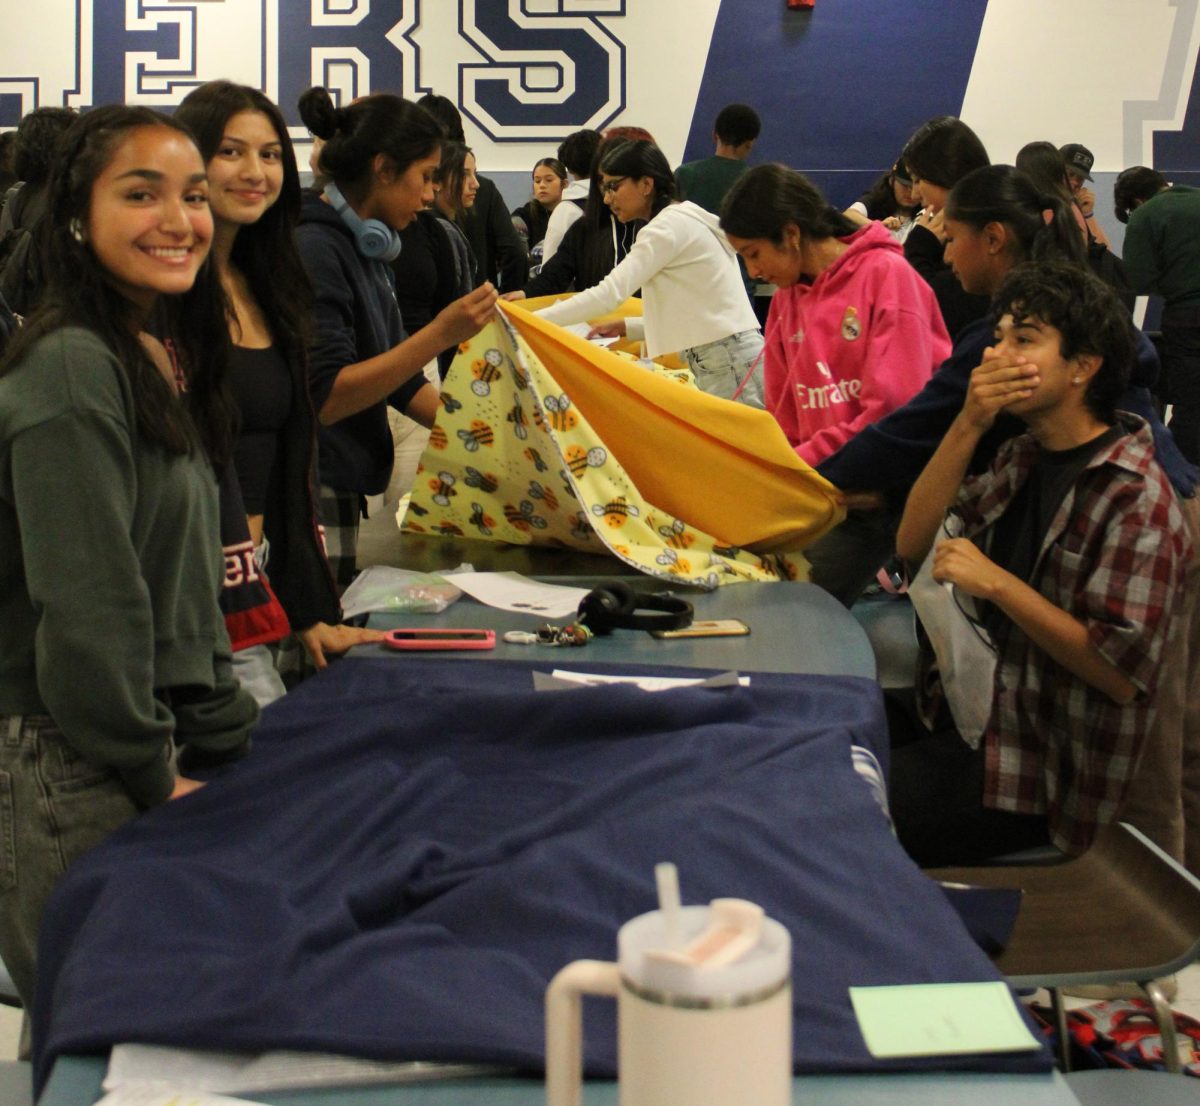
[296,88,497,587]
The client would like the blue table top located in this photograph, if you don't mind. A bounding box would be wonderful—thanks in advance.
[359,578,876,680]
[38,1055,1082,1105]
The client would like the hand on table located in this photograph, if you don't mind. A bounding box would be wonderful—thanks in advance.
[299,622,387,670]
[587,320,627,340]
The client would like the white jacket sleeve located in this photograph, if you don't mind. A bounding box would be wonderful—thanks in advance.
[534,217,682,329]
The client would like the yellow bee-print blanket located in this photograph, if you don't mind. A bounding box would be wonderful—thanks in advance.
[400,299,844,587]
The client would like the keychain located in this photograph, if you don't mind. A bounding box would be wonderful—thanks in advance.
[503,622,593,647]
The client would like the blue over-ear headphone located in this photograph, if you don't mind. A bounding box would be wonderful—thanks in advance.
[323,182,402,262]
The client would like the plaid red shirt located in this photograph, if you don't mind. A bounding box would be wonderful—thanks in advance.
[917,415,1194,854]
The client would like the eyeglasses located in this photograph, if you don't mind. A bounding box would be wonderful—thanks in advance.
[599,176,629,196]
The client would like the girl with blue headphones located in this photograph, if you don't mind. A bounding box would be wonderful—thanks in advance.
[296,87,497,588]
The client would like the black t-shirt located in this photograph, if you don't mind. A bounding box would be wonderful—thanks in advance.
[981,424,1125,639]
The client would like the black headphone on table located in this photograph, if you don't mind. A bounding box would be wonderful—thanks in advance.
[576,581,694,636]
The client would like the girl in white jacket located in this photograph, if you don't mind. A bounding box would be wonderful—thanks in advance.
[535,140,764,407]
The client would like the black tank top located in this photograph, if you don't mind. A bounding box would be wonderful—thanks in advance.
[228,345,292,515]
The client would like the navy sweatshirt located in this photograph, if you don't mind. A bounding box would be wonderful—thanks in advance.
[817,316,1199,499]
[296,189,425,496]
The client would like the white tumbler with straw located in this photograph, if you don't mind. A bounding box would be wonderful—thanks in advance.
[545,863,792,1106]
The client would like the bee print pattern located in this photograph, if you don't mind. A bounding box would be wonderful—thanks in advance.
[429,471,457,507]
[528,480,558,512]
[658,518,695,549]
[469,502,495,536]
[464,467,500,494]
[655,547,692,575]
[504,500,547,531]
[524,447,548,473]
[564,444,607,478]
[471,351,504,396]
[440,391,463,415]
[570,511,593,541]
[592,497,640,528]
[429,425,449,450]
[457,420,494,452]
[507,396,529,440]
[541,394,577,431]
[434,521,464,537]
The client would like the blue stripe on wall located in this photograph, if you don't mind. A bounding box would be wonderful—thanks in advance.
[682,0,989,208]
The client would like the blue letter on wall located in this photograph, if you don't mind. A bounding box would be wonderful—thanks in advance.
[459,1,625,142]
[276,2,408,127]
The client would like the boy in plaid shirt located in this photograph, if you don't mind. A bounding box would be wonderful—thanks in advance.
[890,261,1192,864]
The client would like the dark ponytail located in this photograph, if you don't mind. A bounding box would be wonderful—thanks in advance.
[721,163,858,243]
[297,86,442,200]
[945,164,1086,267]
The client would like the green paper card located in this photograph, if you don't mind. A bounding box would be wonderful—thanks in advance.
[849,981,1042,1059]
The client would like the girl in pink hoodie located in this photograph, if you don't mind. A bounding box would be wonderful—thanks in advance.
[721,164,951,466]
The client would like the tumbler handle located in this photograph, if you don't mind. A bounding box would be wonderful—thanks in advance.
[545,959,620,1106]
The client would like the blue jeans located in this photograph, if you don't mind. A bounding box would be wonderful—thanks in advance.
[683,330,765,409]
[0,715,141,1011]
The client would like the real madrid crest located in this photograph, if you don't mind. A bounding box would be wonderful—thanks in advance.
[841,306,862,341]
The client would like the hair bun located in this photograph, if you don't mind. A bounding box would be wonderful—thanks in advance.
[297,86,339,141]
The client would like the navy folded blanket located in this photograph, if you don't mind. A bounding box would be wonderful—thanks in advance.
[33,658,1050,1090]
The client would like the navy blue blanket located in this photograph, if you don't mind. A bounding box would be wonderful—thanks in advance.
[34,659,1050,1089]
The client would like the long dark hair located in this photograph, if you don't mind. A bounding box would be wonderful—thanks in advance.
[901,116,989,189]
[1,105,233,465]
[298,87,442,203]
[596,139,676,218]
[1014,142,1074,206]
[945,165,1085,267]
[175,80,311,371]
[434,141,473,225]
[858,158,918,221]
[577,135,644,287]
[720,163,858,243]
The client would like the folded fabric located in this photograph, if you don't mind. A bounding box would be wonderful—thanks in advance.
[34,659,1049,1093]
[402,302,844,589]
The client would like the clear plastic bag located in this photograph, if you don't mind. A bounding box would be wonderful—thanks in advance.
[340,565,467,619]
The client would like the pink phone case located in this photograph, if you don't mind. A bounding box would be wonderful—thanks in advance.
[383,628,496,651]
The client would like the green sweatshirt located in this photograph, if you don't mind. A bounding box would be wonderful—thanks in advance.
[0,327,258,805]
[1122,184,1200,309]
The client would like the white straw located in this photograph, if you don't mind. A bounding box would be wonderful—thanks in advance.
[655,862,682,948]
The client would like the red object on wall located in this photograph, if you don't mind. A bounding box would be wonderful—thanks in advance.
[788,0,815,8]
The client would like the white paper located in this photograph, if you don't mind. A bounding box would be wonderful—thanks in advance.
[448,571,590,618]
[560,321,619,347]
[546,669,750,691]
[104,1043,503,1095]
[97,1089,266,1106]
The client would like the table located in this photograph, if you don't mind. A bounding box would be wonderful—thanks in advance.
[357,576,876,680]
[32,552,1053,1103]
[38,1055,1082,1105]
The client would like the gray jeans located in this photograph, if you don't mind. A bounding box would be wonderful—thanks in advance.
[682,329,766,409]
[0,715,139,1011]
